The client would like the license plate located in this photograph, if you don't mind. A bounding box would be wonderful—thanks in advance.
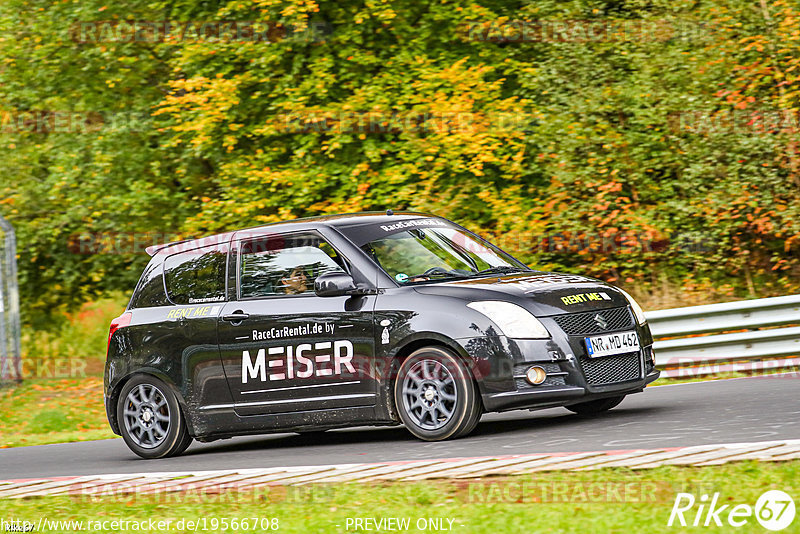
[584,331,640,358]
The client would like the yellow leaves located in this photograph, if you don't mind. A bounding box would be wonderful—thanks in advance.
[223,135,237,151]
[542,195,565,212]
[155,74,248,150]
[597,181,623,193]
[351,162,371,179]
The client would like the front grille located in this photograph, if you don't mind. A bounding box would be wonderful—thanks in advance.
[514,362,566,389]
[579,353,641,385]
[553,307,633,335]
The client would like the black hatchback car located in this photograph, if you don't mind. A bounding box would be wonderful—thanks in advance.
[105,212,659,458]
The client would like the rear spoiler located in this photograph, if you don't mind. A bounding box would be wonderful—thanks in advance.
[145,239,193,257]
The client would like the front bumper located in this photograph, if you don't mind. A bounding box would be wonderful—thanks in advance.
[482,368,660,412]
[457,308,659,413]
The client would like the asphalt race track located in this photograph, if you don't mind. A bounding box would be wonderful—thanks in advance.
[1,376,798,480]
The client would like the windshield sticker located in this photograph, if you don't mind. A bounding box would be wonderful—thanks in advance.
[379,218,449,232]
[395,273,409,283]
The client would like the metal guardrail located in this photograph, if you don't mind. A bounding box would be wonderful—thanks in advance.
[645,295,800,378]
[0,215,21,386]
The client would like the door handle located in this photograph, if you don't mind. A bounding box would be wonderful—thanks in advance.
[223,311,249,323]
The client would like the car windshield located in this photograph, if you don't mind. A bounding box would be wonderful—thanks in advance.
[361,226,530,284]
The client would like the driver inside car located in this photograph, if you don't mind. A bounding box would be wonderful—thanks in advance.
[280,267,309,294]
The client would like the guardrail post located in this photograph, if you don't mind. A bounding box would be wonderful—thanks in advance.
[0,215,21,387]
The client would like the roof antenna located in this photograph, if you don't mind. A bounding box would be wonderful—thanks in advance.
[386,209,394,216]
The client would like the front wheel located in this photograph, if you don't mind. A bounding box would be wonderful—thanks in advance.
[117,375,193,459]
[394,347,482,441]
[565,395,626,415]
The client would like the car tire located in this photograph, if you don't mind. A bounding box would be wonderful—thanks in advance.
[117,374,193,459]
[565,395,626,415]
[394,347,482,441]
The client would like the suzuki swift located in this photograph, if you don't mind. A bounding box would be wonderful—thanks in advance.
[105,212,659,458]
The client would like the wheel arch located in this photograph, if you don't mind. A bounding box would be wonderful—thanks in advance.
[108,369,194,436]
[385,333,487,416]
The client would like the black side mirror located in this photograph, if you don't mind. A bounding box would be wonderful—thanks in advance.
[315,272,358,297]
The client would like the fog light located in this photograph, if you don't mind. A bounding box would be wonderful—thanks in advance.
[526,366,547,385]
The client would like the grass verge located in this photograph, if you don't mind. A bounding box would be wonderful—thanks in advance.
[0,296,125,447]
[0,378,116,448]
[0,461,797,533]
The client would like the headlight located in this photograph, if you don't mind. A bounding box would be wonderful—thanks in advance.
[466,301,550,339]
[618,288,647,325]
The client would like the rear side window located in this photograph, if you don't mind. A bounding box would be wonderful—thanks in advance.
[164,244,228,305]
[130,260,169,309]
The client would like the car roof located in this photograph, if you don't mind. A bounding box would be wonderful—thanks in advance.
[146,211,435,257]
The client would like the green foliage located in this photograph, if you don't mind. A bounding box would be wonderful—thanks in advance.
[20,294,127,361]
[1,0,799,323]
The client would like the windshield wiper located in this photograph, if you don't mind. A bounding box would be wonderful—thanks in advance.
[472,266,529,276]
[407,267,466,280]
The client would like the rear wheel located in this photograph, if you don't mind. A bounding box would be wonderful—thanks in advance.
[565,395,626,415]
[117,375,193,459]
[394,347,482,441]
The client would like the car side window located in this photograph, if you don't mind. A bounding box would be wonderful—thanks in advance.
[164,244,228,305]
[239,233,347,299]
[130,260,169,309]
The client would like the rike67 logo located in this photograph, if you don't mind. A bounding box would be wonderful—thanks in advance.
[669,490,795,531]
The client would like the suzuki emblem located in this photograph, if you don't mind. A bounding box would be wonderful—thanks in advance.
[593,314,609,329]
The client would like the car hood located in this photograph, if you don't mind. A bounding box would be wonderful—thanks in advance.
[412,271,630,316]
